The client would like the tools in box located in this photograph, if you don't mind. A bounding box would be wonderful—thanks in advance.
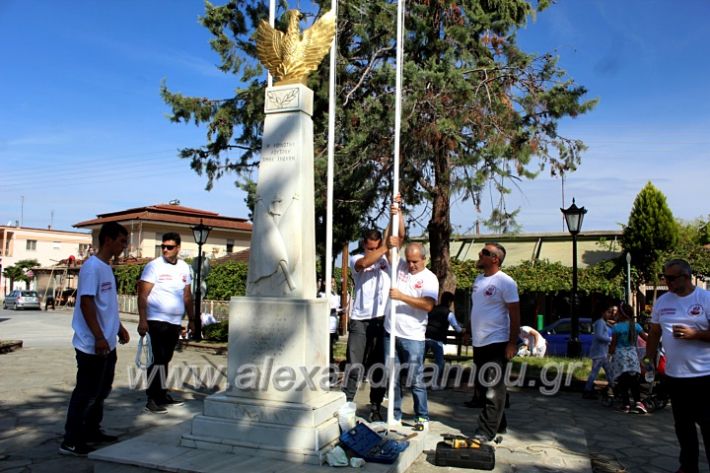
[338,422,410,464]
[434,434,496,470]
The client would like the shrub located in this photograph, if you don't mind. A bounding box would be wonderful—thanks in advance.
[203,320,228,342]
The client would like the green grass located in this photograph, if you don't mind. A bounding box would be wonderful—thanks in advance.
[332,339,600,388]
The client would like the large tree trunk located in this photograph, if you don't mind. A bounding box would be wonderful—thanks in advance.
[427,154,457,295]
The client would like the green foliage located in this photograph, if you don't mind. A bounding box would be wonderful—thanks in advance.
[622,182,679,284]
[663,217,710,280]
[205,261,248,300]
[449,258,479,290]
[2,259,40,289]
[114,264,145,295]
[203,320,229,342]
[450,258,624,298]
[161,0,595,294]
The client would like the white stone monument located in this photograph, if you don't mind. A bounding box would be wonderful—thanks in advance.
[182,83,345,464]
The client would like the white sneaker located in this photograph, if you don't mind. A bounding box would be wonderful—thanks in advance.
[388,418,402,429]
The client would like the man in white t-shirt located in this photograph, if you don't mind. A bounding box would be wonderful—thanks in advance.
[385,241,439,431]
[60,222,130,457]
[138,232,194,414]
[646,259,710,473]
[468,242,520,443]
[342,227,394,422]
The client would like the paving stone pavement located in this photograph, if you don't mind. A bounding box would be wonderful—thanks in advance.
[0,309,707,472]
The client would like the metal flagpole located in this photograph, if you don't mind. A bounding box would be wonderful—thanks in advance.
[325,0,338,354]
[267,0,275,88]
[387,0,406,427]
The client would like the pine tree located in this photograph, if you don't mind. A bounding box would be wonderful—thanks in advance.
[161,0,595,291]
[622,182,679,285]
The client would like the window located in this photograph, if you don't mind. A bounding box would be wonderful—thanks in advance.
[226,239,234,254]
[26,240,37,251]
[79,243,89,257]
[155,232,164,258]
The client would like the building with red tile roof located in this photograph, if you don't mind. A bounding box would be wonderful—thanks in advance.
[74,201,252,260]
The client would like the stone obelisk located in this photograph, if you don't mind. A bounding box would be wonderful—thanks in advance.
[182,10,344,464]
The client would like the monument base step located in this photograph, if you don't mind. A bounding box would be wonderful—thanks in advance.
[183,391,345,464]
[91,418,425,473]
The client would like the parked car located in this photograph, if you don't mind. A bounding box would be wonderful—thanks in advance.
[2,290,41,310]
[541,317,594,357]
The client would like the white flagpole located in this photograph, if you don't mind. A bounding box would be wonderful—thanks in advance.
[325,1,338,338]
[267,0,275,88]
[387,0,406,427]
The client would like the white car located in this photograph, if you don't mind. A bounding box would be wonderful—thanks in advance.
[3,290,41,310]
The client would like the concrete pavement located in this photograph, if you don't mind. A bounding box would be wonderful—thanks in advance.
[0,308,706,472]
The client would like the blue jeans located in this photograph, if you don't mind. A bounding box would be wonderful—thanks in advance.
[425,339,445,385]
[384,335,428,421]
[584,356,611,392]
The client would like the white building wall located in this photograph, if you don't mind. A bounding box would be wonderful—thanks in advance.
[0,226,91,293]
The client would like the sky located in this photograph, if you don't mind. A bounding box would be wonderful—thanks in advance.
[1,0,709,236]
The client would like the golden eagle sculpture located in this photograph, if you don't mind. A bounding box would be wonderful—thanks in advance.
[256,9,336,86]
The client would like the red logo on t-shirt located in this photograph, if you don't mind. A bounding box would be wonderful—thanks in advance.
[688,304,703,317]
[414,279,423,289]
[485,286,496,297]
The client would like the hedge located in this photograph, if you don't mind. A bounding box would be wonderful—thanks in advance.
[115,257,624,300]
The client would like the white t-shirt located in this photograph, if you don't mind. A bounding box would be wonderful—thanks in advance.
[140,257,192,326]
[520,326,546,350]
[318,291,341,311]
[72,256,120,354]
[651,287,710,378]
[384,260,439,341]
[470,271,519,347]
[350,254,390,320]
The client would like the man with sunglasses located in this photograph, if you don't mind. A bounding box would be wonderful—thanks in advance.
[469,243,520,444]
[138,232,195,414]
[646,259,710,473]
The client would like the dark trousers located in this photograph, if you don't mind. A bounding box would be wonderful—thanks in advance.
[146,320,181,401]
[64,348,116,445]
[473,342,508,439]
[615,372,641,406]
[342,317,386,405]
[667,375,710,473]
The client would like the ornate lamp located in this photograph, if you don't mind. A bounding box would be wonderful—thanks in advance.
[561,198,587,357]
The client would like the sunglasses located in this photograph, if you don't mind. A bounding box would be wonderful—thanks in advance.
[480,248,496,258]
[161,244,177,250]
[660,273,685,283]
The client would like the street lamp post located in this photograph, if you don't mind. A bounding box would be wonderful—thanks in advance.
[561,198,587,358]
[191,220,211,341]
[626,252,632,305]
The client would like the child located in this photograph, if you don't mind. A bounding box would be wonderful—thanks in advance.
[609,303,648,413]
[582,304,616,399]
